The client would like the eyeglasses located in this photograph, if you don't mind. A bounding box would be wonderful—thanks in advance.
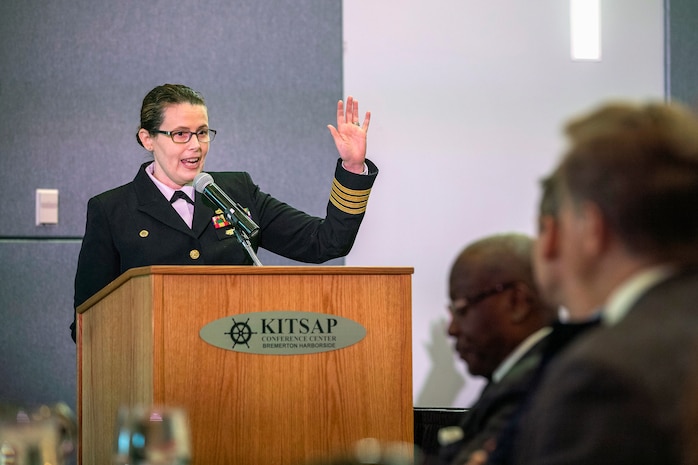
[447,281,519,317]
[155,128,217,144]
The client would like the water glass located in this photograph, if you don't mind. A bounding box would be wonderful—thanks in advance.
[113,405,191,465]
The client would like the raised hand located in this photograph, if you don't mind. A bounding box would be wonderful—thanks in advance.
[327,96,371,173]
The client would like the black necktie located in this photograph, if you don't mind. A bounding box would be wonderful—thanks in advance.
[170,191,194,205]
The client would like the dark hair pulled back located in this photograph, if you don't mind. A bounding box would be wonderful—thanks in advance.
[136,84,206,147]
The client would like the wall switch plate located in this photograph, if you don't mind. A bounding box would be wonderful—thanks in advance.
[36,189,59,225]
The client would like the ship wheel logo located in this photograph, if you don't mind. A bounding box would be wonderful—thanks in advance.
[225,318,256,348]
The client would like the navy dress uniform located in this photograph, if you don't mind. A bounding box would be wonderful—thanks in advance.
[71,159,377,341]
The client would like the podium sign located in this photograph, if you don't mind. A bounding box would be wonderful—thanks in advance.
[76,265,413,465]
[200,310,368,354]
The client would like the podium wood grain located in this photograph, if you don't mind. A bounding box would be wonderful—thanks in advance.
[77,266,413,465]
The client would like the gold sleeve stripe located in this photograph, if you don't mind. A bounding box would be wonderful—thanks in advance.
[330,192,368,214]
[330,179,371,214]
[332,179,372,198]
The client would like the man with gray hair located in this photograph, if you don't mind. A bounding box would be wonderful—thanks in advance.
[512,100,698,465]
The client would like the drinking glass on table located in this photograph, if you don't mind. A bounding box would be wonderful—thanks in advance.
[113,405,191,465]
[0,402,73,465]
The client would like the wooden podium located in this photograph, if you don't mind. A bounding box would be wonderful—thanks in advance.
[76,265,413,465]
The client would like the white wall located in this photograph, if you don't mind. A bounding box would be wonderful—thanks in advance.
[343,0,665,407]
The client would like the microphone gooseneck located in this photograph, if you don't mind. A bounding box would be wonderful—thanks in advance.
[193,172,260,239]
[193,172,263,266]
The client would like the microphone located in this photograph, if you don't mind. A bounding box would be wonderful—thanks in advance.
[193,172,260,239]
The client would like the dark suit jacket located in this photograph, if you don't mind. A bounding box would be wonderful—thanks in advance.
[71,159,377,340]
[487,318,601,465]
[513,269,698,465]
[438,333,550,465]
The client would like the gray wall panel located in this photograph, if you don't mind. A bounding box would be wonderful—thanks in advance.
[668,0,698,105]
[0,241,80,409]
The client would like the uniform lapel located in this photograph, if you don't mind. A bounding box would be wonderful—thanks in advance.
[192,192,215,237]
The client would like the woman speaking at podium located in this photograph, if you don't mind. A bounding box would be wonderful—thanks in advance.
[71,83,378,342]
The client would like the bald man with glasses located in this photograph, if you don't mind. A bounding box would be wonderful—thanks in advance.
[434,233,558,465]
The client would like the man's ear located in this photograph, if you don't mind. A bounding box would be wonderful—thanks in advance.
[509,283,534,323]
[138,128,154,152]
[538,215,559,260]
[579,202,610,258]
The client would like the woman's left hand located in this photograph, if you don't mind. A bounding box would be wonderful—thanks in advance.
[327,96,371,174]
